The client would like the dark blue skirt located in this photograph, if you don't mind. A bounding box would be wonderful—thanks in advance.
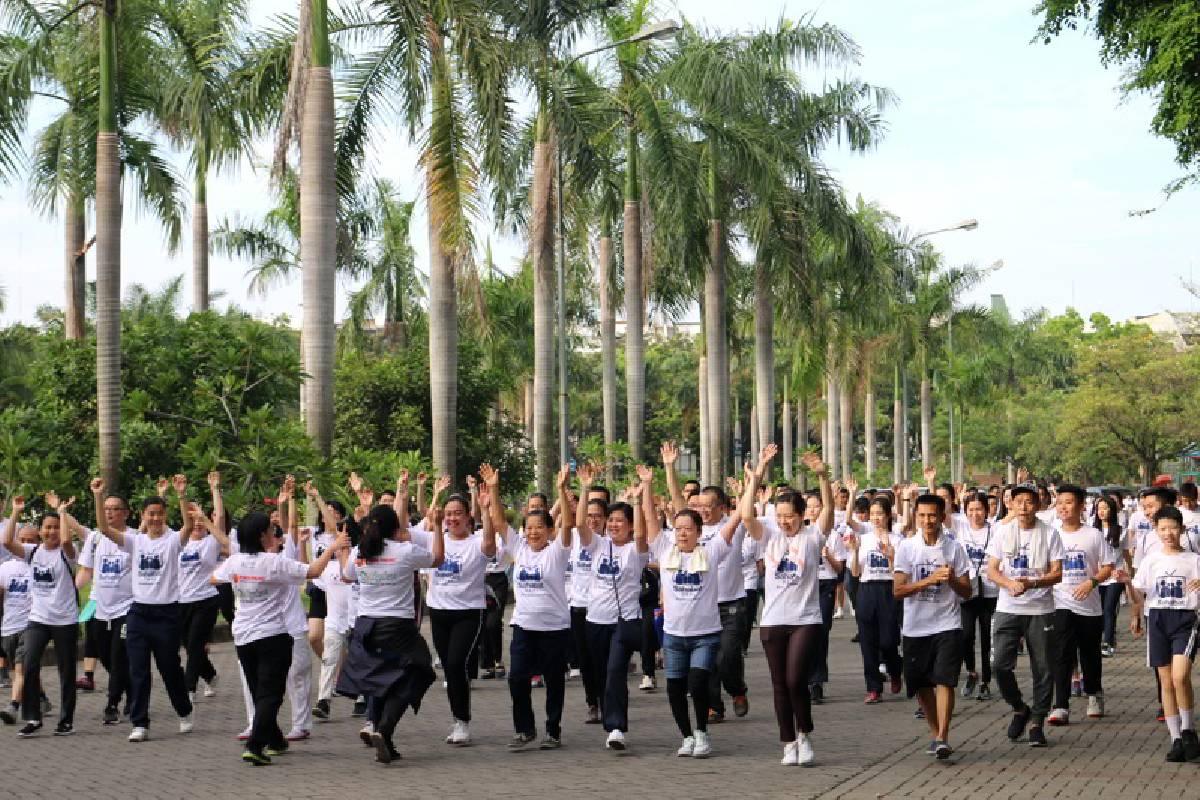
[336,616,435,713]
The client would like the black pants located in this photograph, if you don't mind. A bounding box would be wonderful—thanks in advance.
[761,624,822,740]
[844,571,860,610]
[708,598,747,713]
[1099,583,1122,647]
[21,622,77,726]
[82,616,99,660]
[639,598,659,677]
[739,588,761,652]
[508,626,568,737]
[236,633,292,754]
[812,578,839,686]
[960,595,996,684]
[92,616,129,708]
[482,573,508,668]
[586,618,643,732]
[855,580,901,693]
[429,607,483,722]
[181,595,220,692]
[125,602,193,728]
[570,607,600,707]
[216,582,236,625]
[1052,609,1104,710]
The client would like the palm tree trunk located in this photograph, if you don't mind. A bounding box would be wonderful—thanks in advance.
[624,127,645,464]
[705,143,728,482]
[531,126,556,493]
[598,230,617,480]
[839,373,853,480]
[797,391,808,491]
[192,165,209,312]
[524,377,534,439]
[749,404,759,464]
[427,179,458,479]
[820,386,830,467]
[864,364,876,480]
[698,355,709,486]
[95,1,121,491]
[300,0,335,456]
[781,376,792,483]
[753,260,773,477]
[893,364,903,484]
[732,392,742,468]
[64,191,86,341]
[920,370,932,469]
[826,374,840,480]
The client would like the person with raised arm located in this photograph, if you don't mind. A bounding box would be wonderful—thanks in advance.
[212,508,346,766]
[307,477,359,723]
[845,486,905,704]
[661,442,686,519]
[178,472,230,704]
[478,463,512,679]
[89,474,195,742]
[4,493,81,737]
[571,462,607,725]
[0,519,40,726]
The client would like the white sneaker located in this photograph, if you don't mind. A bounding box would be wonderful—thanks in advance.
[189,691,197,705]
[447,720,471,745]
[780,741,799,765]
[433,656,442,668]
[179,715,194,734]
[128,726,149,742]
[832,608,844,620]
[796,734,815,766]
[692,730,711,758]
[639,675,657,691]
[676,735,695,757]
[606,729,626,751]
[568,668,581,680]
[203,675,218,698]
[1047,708,1069,726]
[1087,694,1104,718]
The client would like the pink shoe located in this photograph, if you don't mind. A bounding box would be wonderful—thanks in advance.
[285,729,311,741]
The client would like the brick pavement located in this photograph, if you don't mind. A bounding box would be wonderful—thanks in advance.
[5,610,1195,799]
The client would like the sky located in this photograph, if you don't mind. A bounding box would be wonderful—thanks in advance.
[1,0,1198,328]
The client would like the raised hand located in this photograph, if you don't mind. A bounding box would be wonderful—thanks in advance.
[800,452,827,475]
[10,495,26,516]
[397,469,410,490]
[433,474,452,497]
[45,490,63,511]
[477,483,493,509]
[156,477,169,497]
[636,463,654,485]
[303,480,319,499]
[172,474,188,495]
[207,471,221,489]
[755,443,778,478]
[90,477,105,496]
[283,474,296,495]
[845,477,859,498]
[348,471,364,493]
[660,441,678,466]
[466,474,477,491]
[577,462,596,487]
[923,464,937,485]
[415,472,428,487]
[479,463,499,487]
[726,476,741,497]
[1016,466,1030,484]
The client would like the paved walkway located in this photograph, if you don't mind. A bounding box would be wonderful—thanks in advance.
[7,610,1194,799]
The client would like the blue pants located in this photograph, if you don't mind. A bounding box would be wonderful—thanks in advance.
[586,618,643,733]
[508,626,569,738]
[125,602,192,728]
[855,580,901,693]
[812,578,839,686]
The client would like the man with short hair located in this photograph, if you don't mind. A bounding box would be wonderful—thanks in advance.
[986,485,1065,747]
[894,494,972,759]
[696,486,750,722]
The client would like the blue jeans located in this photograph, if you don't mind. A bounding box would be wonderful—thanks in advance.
[662,632,721,679]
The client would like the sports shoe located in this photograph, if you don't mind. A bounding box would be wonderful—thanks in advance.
[977,684,992,701]
[433,656,442,668]
[359,724,374,746]
[237,727,251,741]
[639,675,657,692]
[241,750,271,766]
[691,730,711,758]
[447,720,471,745]
[531,675,545,688]
[495,665,506,678]
[925,738,940,755]
[285,729,310,741]
[935,741,953,760]
[864,691,881,705]
[1046,708,1069,726]
[1087,694,1104,719]
[1007,706,1032,741]
[732,695,749,717]
[17,721,41,738]
[889,676,902,695]
[53,721,73,736]
[1167,738,1187,762]
[677,735,695,757]
[568,668,581,680]
[1100,643,1115,658]
[351,699,367,717]
[810,684,824,704]
[833,608,844,619]
[179,715,194,734]
[312,699,331,720]
[538,734,562,750]
[962,672,978,698]
[370,731,395,764]
[264,742,288,756]
[585,705,600,724]
[1071,679,1082,697]
[103,705,120,725]
[780,741,799,766]
[1028,726,1047,747]
[481,668,497,679]
[914,706,925,720]
[1182,729,1200,761]
[1157,708,1166,722]
[796,734,814,766]
[128,726,149,742]
[203,674,218,698]
[0,705,17,725]
[707,709,725,723]
[851,633,860,643]
[76,675,95,692]
[508,732,537,751]
[606,729,626,751]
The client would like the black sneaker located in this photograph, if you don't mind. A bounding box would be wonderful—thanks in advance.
[539,734,562,750]
[17,721,41,738]
[1167,738,1187,762]
[1182,729,1200,761]
[370,732,396,764]
[312,699,330,721]
[810,684,824,705]
[241,749,272,767]
[1007,706,1032,741]
[1028,726,1047,747]
[53,722,74,736]
[0,706,16,725]
[103,706,120,726]
[935,741,953,760]
[977,684,992,701]
[508,732,537,751]
[351,700,367,718]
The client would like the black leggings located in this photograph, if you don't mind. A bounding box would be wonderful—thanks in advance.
[667,668,710,737]
[740,588,761,652]
[760,623,821,741]
[570,607,600,707]
[92,616,129,708]
[21,622,77,726]
[639,599,659,677]
[429,607,483,722]
[482,573,509,668]
[1099,583,1122,647]
[181,595,220,692]
[960,595,996,684]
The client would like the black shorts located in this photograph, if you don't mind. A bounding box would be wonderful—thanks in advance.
[1147,609,1199,667]
[903,630,963,696]
[306,585,328,620]
[1,631,26,665]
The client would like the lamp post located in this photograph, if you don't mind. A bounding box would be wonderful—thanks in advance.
[555,20,680,466]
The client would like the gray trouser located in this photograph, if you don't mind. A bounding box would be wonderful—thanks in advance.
[991,610,1055,722]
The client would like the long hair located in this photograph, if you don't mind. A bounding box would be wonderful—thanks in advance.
[869,496,894,533]
[1093,494,1123,551]
[358,505,401,560]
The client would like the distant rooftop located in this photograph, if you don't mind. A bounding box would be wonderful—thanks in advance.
[1127,311,1200,350]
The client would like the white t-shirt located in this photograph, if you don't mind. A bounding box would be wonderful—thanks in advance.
[1099,528,1129,587]
[854,531,903,582]
[178,535,221,604]
[21,543,77,626]
[894,535,971,637]
[699,518,746,603]
[568,531,598,609]
[986,521,1066,616]
[279,537,307,636]
[957,524,999,599]
[759,522,823,627]
[651,533,731,637]
[78,529,134,620]
[1132,550,1200,611]
[1053,525,1116,617]
[509,535,571,631]
[426,533,495,611]
[120,530,184,605]
[0,559,32,636]
[823,528,850,581]
[741,534,762,591]
[213,552,310,645]
[344,539,433,620]
[585,538,650,625]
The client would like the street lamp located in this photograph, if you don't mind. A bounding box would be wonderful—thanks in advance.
[555,20,681,466]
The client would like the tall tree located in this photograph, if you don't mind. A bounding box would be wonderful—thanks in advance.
[95,0,121,488]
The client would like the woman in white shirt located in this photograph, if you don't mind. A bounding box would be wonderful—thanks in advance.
[212,510,344,766]
[844,495,904,703]
[179,473,229,701]
[337,504,437,764]
[3,495,80,737]
[740,448,833,766]
[957,492,999,701]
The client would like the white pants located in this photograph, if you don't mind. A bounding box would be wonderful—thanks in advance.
[318,627,349,702]
[240,634,312,734]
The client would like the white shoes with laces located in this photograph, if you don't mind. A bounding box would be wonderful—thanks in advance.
[676,735,695,757]
[781,741,799,765]
[796,734,814,766]
[445,720,471,745]
[691,730,711,758]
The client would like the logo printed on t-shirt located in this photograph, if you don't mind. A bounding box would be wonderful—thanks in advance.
[436,556,464,578]
[517,564,544,590]
[31,566,54,584]
[6,577,28,594]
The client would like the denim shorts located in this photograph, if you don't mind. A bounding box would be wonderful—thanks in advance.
[662,632,721,679]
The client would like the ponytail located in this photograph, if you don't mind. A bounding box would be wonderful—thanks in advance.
[358,505,400,560]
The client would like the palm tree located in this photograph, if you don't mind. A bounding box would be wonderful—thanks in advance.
[95,0,121,488]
